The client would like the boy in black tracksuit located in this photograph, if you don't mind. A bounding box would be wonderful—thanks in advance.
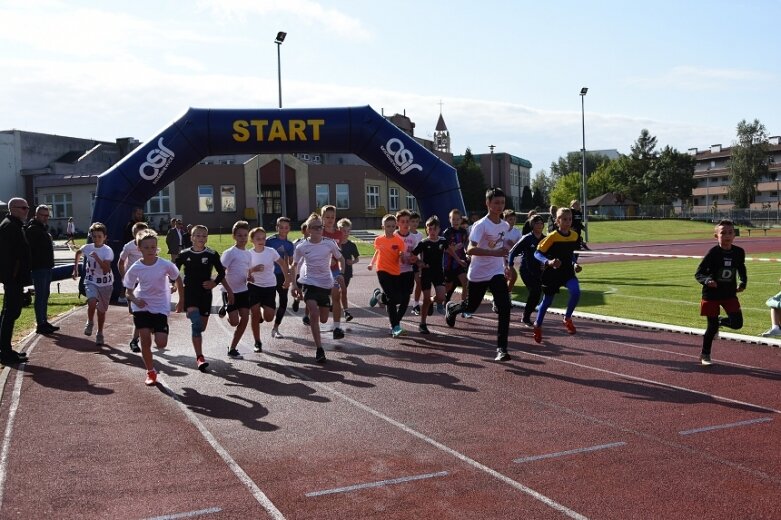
[694,219,746,366]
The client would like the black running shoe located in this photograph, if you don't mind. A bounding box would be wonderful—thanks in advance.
[254,341,263,353]
[129,338,141,353]
[315,347,327,363]
[292,299,300,312]
[302,315,310,326]
[495,349,510,362]
[418,323,430,334]
[333,327,345,340]
[227,348,240,358]
[445,301,459,328]
[344,310,353,322]
[411,304,421,316]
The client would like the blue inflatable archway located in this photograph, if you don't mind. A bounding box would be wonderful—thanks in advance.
[92,105,465,249]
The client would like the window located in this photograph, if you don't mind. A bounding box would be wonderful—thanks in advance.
[221,185,236,212]
[366,185,380,210]
[198,185,214,212]
[405,193,417,211]
[41,193,72,219]
[336,184,349,209]
[145,187,171,215]
[315,184,330,208]
[389,187,399,212]
[262,189,281,214]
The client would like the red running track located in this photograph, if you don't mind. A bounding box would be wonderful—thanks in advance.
[1,265,780,519]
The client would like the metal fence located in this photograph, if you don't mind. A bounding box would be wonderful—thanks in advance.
[587,205,781,227]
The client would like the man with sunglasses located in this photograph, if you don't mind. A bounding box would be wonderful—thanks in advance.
[0,197,32,364]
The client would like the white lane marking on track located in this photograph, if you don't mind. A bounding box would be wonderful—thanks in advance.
[305,471,449,497]
[144,506,222,520]
[0,337,40,510]
[606,340,781,372]
[157,375,286,520]
[460,313,781,414]
[679,417,773,436]
[437,313,781,483]
[514,442,627,463]
[265,359,588,520]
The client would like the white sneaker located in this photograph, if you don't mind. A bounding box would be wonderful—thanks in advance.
[760,327,781,337]
[271,328,284,339]
[84,322,94,336]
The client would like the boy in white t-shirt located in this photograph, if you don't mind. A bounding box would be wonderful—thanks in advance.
[123,230,184,385]
[445,188,513,362]
[118,221,149,352]
[248,227,291,353]
[292,213,345,363]
[72,222,114,346]
[220,220,253,357]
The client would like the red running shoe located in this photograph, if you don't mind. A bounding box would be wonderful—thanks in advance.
[533,326,542,344]
[196,355,209,372]
[145,369,157,386]
[563,318,577,335]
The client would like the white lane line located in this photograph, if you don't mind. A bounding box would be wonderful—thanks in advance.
[605,340,780,371]
[144,506,222,520]
[305,471,449,497]
[157,378,286,520]
[270,362,588,520]
[679,417,773,436]
[0,338,39,510]
[514,442,626,464]
[461,314,781,415]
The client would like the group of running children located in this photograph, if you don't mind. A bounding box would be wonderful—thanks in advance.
[70,187,748,386]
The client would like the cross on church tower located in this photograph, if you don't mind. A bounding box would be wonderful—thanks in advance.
[434,100,451,154]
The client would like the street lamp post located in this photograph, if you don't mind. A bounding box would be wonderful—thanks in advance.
[579,87,589,242]
[489,145,495,187]
[275,31,287,218]
[256,155,263,228]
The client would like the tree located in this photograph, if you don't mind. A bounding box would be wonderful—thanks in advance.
[521,185,534,210]
[549,171,582,207]
[630,129,658,160]
[549,152,611,181]
[531,169,554,209]
[587,162,621,200]
[728,119,769,208]
[456,148,488,213]
[642,146,696,205]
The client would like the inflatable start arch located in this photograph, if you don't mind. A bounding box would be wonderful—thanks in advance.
[92,105,466,249]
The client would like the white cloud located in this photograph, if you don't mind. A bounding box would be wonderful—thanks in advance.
[195,0,373,41]
[625,65,778,91]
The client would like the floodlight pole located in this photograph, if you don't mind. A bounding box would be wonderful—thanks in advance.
[275,31,287,218]
[580,87,589,242]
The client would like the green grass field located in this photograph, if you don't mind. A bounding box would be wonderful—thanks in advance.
[25,220,780,341]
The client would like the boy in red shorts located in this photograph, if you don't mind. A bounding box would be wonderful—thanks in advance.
[694,219,746,366]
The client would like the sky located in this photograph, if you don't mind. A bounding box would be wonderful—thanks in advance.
[1,0,780,176]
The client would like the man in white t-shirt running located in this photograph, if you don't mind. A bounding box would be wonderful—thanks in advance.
[445,188,513,361]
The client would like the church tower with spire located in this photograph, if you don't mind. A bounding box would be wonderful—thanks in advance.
[433,104,451,154]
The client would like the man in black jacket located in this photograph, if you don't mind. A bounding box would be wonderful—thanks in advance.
[0,198,32,364]
[25,204,60,334]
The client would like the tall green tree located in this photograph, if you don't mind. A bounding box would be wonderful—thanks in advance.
[520,185,534,210]
[549,152,611,181]
[630,129,658,160]
[531,170,554,209]
[456,148,488,213]
[549,171,582,207]
[728,119,769,208]
[642,146,696,205]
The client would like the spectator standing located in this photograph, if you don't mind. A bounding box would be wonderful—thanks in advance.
[0,198,31,364]
[65,217,76,248]
[165,218,183,262]
[25,204,60,334]
[124,207,145,243]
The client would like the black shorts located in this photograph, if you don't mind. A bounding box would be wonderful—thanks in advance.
[184,286,212,316]
[302,284,331,308]
[444,266,466,284]
[421,269,445,291]
[343,275,353,288]
[226,290,251,312]
[248,284,277,309]
[133,312,169,334]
